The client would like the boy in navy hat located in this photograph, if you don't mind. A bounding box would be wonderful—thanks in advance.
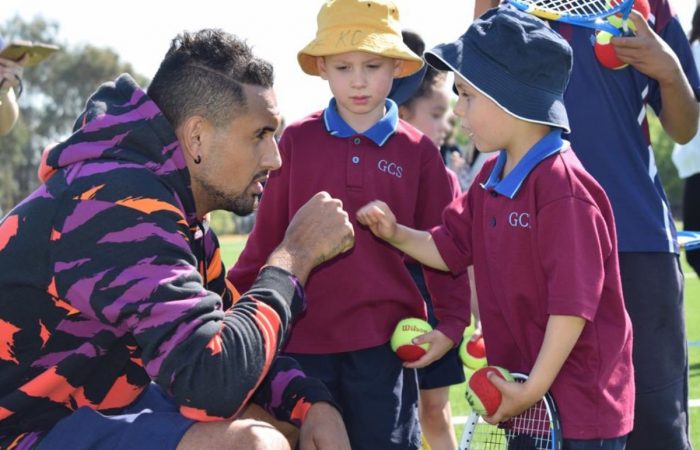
[357,6,634,448]
[228,1,470,448]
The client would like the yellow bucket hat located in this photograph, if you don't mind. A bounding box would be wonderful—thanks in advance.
[298,0,424,78]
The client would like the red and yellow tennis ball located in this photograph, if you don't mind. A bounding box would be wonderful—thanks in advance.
[596,0,650,69]
[607,0,650,21]
[459,335,487,370]
[465,366,514,416]
[594,30,627,70]
[390,318,432,362]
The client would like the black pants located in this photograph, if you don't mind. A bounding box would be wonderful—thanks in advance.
[682,173,700,277]
[620,253,691,450]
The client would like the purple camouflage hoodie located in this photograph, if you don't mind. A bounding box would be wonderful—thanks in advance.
[0,74,333,448]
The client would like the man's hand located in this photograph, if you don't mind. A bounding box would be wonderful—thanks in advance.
[610,10,682,84]
[298,402,351,450]
[0,54,28,95]
[402,329,454,369]
[267,192,354,284]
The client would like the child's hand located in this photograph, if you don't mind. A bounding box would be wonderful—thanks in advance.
[468,324,482,342]
[402,329,454,369]
[356,200,398,242]
[482,375,541,425]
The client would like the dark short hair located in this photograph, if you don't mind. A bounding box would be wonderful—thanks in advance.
[147,29,274,129]
[401,66,446,110]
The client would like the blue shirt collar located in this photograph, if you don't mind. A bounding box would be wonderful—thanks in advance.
[482,130,566,199]
[322,98,398,147]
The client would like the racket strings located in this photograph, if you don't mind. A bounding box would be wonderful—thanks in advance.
[467,399,554,449]
[518,0,612,18]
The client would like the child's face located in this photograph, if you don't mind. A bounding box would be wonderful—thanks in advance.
[453,76,514,153]
[317,51,403,130]
[399,82,451,147]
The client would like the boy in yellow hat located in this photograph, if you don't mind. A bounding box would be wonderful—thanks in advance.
[228,1,470,448]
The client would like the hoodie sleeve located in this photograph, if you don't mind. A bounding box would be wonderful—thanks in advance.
[50,167,332,423]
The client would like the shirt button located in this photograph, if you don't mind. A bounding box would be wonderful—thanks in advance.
[352,156,360,164]
[353,137,361,145]
[490,217,496,227]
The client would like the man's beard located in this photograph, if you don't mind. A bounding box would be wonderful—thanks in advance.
[197,176,259,216]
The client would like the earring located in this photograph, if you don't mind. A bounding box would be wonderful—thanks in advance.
[193,155,202,164]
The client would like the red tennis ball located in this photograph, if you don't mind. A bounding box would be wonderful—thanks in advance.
[609,0,650,20]
[594,31,627,70]
[459,335,487,369]
[390,318,432,362]
[466,366,514,416]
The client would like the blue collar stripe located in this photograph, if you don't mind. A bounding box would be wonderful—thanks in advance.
[482,130,565,199]
[323,98,398,146]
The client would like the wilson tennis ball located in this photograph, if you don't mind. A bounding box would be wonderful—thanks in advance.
[465,366,514,416]
[390,318,432,362]
[459,335,487,370]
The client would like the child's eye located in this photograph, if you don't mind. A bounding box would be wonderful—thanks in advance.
[366,64,381,69]
[335,65,349,71]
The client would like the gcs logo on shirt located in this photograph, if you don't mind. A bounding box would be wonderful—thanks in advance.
[378,159,403,178]
[508,212,530,229]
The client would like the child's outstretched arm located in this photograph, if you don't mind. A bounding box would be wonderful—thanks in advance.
[484,314,586,424]
[356,200,449,271]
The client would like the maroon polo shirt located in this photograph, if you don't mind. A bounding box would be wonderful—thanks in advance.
[229,107,469,353]
[432,143,634,439]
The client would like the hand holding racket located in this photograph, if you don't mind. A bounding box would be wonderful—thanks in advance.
[506,0,635,36]
[460,373,562,450]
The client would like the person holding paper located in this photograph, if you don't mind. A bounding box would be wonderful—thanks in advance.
[0,36,27,136]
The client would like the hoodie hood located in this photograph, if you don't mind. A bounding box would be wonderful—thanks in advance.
[41,74,197,225]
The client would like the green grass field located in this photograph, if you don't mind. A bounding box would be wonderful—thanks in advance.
[220,235,700,447]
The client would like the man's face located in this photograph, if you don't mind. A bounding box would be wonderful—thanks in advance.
[193,84,282,216]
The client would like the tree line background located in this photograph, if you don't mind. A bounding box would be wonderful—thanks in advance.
[0,16,684,234]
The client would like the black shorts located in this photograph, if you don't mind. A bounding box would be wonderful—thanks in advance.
[406,263,466,390]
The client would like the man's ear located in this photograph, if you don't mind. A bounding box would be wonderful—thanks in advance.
[393,59,405,77]
[177,115,207,163]
[316,56,329,80]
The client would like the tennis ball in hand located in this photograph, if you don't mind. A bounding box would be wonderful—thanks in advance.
[465,366,514,416]
[390,318,432,362]
[594,30,627,70]
[459,335,487,370]
[607,0,650,20]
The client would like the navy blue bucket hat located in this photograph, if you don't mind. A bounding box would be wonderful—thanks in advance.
[424,5,572,132]
[388,64,427,106]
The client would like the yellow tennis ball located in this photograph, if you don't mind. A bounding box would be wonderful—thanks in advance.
[390,318,432,362]
[606,14,637,33]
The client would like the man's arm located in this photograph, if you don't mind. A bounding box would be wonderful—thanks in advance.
[53,175,352,422]
[474,0,500,19]
[0,56,25,136]
[611,11,699,143]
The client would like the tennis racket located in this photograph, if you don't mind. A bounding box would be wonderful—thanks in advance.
[506,0,635,36]
[459,373,562,450]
